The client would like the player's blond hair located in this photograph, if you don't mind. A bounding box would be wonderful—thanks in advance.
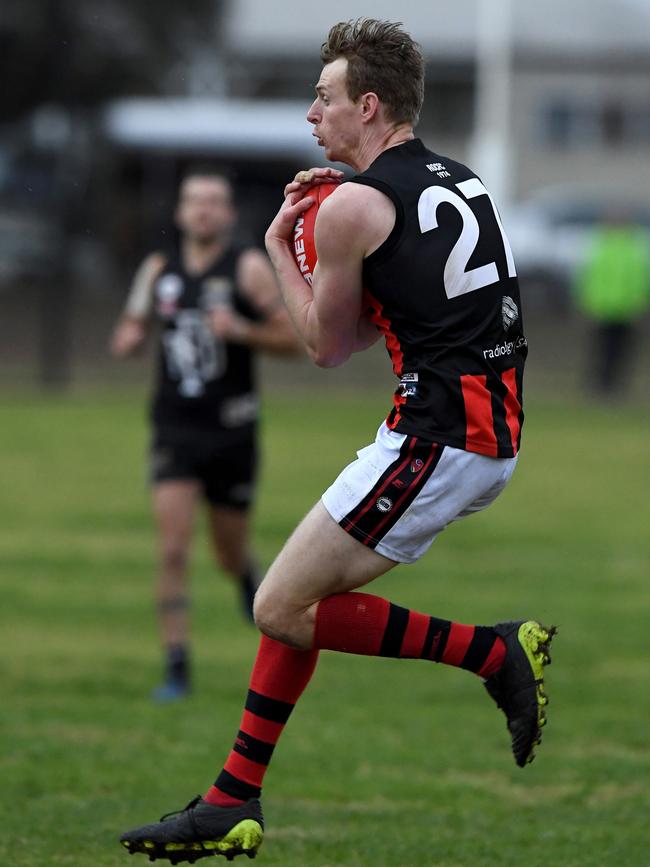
[321,18,424,126]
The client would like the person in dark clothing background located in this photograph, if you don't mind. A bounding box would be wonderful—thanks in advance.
[110,168,301,701]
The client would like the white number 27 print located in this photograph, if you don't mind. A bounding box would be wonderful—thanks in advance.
[418,177,517,300]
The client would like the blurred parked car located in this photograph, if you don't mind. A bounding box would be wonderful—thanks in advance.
[502,187,650,310]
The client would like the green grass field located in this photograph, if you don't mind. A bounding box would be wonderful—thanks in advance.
[1,389,649,866]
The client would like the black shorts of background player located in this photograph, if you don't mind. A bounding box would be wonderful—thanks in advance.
[110,168,301,701]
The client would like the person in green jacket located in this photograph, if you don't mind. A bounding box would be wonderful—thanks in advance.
[575,211,650,396]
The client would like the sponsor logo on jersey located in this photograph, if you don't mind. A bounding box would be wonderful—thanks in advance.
[163,309,220,396]
[156,273,184,316]
[426,162,451,179]
[376,496,393,513]
[398,371,419,398]
[392,478,407,489]
[483,335,527,360]
[410,458,424,473]
[484,340,514,359]
[502,295,519,331]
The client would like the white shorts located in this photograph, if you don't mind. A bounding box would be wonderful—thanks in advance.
[321,422,517,564]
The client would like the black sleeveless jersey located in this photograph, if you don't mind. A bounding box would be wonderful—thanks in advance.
[151,245,260,445]
[351,138,526,458]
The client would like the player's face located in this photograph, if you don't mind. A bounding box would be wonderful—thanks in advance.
[176,176,235,243]
[307,58,363,167]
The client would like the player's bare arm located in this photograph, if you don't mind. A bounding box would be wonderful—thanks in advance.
[283,169,379,355]
[265,182,393,366]
[208,248,303,355]
[110,252,166,358]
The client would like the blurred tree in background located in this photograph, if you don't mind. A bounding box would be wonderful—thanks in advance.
[1,0,224,121]
[0,0,226,388]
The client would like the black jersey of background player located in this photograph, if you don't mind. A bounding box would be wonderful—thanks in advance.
[351,138,527,459]
[151,244,261,443]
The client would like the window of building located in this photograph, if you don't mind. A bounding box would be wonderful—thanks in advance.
[539,96,650,148]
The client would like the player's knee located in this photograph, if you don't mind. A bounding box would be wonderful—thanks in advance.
[160,543,189,574]
[252,590,278,635]
[253,589,302,646]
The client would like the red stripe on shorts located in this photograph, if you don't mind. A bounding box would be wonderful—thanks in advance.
[363,442,440,544]
[341,437,417,535]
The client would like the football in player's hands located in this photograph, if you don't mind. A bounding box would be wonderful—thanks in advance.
[292,182,339,285]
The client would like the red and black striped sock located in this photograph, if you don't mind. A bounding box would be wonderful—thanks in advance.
[205,595,503,807]
[313,592,505,676]
[204,635,318,807]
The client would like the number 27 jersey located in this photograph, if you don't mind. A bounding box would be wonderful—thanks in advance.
[352,138,527,459]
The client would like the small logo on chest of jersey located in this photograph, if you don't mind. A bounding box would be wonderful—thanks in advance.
[426,162,451,179]
[502,295,519,331]
[376,496,393,513]
[156,273,184,316]
[410,458,424,474]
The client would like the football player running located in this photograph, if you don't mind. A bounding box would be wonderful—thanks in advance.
[111,168,301,702]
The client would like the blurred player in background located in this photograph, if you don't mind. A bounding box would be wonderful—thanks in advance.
[120,20,555,860]
[111,167,301,702]
[574,208,650,398]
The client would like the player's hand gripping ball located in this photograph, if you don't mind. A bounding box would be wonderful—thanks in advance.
[292,182,339,285]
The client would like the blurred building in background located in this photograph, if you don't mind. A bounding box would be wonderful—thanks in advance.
[1,0,649,391]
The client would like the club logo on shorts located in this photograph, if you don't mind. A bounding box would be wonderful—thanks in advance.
[376,496,393,513]
[410,458,424,473]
